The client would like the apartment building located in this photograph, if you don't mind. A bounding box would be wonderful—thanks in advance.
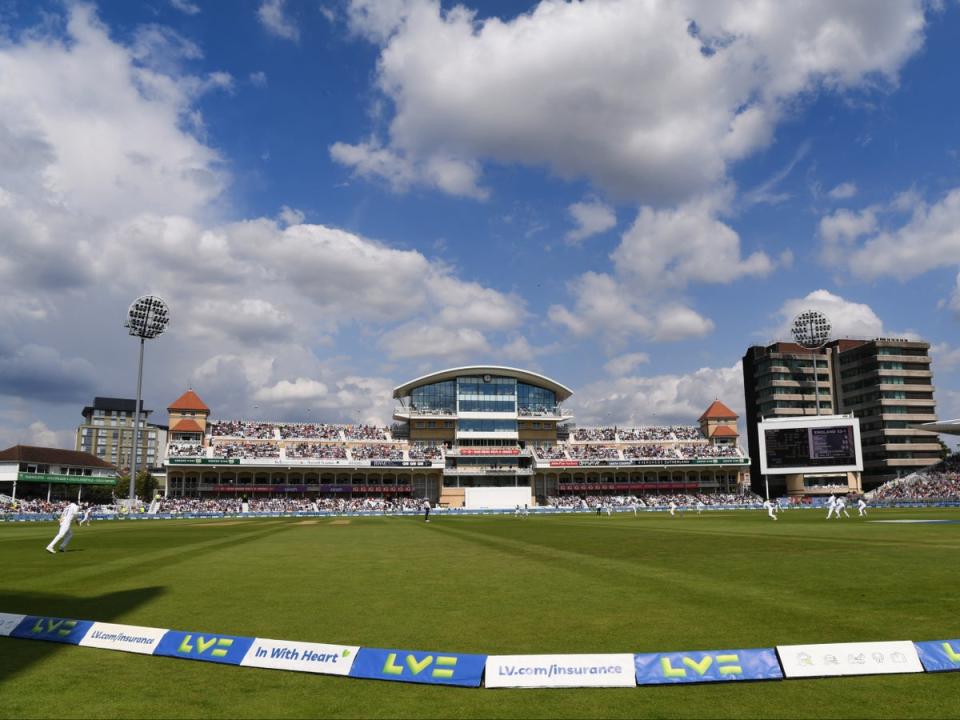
[742,338,940,493]
[75,397,167,471]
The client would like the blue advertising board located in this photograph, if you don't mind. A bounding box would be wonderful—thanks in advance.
[348,647,486,687]
[11,616,94,645]
[154,630,255,665]
[914,640,960,673]
[634,648,783,685]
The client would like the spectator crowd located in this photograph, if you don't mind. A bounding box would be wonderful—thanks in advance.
[870,454,960,501]
[212,442,281,459]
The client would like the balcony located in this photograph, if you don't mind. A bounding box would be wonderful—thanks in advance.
[442,467,534,476]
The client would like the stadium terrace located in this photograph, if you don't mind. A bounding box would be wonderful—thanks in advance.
[165,366,749,508]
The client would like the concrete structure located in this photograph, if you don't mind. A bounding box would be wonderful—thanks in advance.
[743,338,940,495]
[76,397,167,472]
[164,367,749,507]
[0,445,116,500]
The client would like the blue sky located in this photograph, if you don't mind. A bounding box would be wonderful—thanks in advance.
[1,0,959,447]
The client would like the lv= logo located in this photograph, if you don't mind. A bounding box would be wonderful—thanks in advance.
[381,653,458,679]
[31,618,78,638]
[178,634,234,658]
[660,654,743,678]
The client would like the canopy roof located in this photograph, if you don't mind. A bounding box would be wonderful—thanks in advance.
[393,365,573,402]
[914,420,960,435]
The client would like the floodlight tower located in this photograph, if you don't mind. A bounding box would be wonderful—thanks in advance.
[791,310,831,416]
[124,295,170,508]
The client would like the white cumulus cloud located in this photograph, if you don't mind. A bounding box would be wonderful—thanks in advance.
[770,290,886,341]
[566,199,616,244]
[337,0,926,202]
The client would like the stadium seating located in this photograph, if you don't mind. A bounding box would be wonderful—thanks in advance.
[870,453,960,501]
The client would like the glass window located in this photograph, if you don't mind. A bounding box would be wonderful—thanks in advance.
[458,419,517,432]
[457,376,516,413]
[410,380,456,413]
[517,383,557,414]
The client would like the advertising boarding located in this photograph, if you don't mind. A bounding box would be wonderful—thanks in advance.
[485,654,636,688]
[241,638,360,676]
[913,640,960,673]
[154,630,255,666]
[10,616,94,645]
[79,622,168,655]
[634,648,782,685]
[348,647,486,687]
[777,641,923,678]
[0,613,25,637]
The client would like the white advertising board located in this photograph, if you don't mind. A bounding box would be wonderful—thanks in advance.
[463,486,533,510]
[485,654,636,688]
[241,638,360,676]
[777,641,923,678]
[79,622,168,655]
[0,613,25,637]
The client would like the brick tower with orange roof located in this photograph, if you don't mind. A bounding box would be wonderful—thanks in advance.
[698,399,739,446]
[167,389,210,447]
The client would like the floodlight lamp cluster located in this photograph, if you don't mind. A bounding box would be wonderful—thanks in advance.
[791,309,831,349]
[125,295,170,339]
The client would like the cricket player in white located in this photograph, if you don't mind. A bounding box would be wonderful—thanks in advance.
[825,494,838,519]
[836,497,850,518]
[762,499,778,520]
[46,501,80,553]
[857,498,868,516]
[668,501,677,517]
[696,500,705,515]
[79,504,93,526]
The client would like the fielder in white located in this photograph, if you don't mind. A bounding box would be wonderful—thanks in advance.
[46,501,80,554]
[857,498,868,516]
[79,504,93,526]
[825,494,838,519]
[668,501,677,517]
[836,497,850,518]
[762,499,778,520]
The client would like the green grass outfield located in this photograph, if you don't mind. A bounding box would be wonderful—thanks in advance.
[1,508,958,719]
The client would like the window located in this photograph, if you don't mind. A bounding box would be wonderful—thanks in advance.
[458,419,517,433]
[410,380,456,413]
[457,376,517,413]
[517,383,557,414]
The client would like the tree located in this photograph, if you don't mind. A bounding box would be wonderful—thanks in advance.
[937,439,952,461]
[115,469,159,500]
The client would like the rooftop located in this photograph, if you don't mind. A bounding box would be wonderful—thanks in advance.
[168,389,210,412]
[393,365,574,402]
[0,445,115,469]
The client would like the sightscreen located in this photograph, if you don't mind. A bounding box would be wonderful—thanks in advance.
[758,418,862,475]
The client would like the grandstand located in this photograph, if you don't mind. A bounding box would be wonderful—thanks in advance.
[868,453,960,502]
[164,367,749,507]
